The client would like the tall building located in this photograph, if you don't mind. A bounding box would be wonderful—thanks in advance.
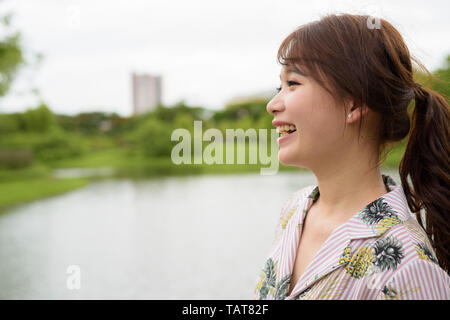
[132,73,162,115]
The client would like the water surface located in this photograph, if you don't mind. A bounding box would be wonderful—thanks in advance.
[0,169,400,299]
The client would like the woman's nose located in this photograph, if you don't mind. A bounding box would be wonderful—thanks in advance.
[266,96,285,115]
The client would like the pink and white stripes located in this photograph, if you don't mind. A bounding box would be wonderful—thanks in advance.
[253,175,450,300]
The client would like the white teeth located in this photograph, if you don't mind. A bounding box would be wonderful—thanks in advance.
[276,124,296,133]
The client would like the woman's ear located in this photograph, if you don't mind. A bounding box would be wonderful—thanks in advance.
[347,104,370,123]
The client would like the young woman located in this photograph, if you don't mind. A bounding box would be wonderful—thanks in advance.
[253,13,450,300]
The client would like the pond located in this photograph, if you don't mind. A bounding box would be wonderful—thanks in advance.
[0,169,400,299]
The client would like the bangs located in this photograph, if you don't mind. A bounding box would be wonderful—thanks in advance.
[277,25,317,76]
[276,23,345,99]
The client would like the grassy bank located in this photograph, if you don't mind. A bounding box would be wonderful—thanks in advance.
[0,142,404,211]
[47,143,403,174]
[47,145,303,177]
[0,176,90,213]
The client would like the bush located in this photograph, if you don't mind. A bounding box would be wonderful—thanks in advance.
[32,130,88,162]
[21,103,56,133]
[125,117,175,157]
[0,113,20,134]
[0,148,33,169]
[0,129,88,163]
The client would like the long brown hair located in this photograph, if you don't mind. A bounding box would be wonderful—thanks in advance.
[276,13,450,272]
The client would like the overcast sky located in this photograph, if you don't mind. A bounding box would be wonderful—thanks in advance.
[1,0,449,116]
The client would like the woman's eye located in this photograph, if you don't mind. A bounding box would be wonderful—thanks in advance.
[276,81,301,93]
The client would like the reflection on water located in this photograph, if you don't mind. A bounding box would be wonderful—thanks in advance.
[0,169,400,299]
[52,167,116,178]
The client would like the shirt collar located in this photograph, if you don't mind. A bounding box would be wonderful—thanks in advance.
[305,174,410,240]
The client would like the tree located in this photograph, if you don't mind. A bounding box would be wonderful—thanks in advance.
[0,12,24,98]
[126,116,175,157]
[21,103,56,133]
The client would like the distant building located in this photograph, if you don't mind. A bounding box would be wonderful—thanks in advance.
[132,73,162,115]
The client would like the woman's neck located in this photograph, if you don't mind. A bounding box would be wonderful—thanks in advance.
[311,167,389,222]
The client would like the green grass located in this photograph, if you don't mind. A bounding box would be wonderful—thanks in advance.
[0,142,404,211]
[47,145,303,178]
[0,163,51,182]
[0,177,90,212]
[47,148,130,168]
[47,143,404,175]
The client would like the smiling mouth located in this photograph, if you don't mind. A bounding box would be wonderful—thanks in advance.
[276,124,297,136]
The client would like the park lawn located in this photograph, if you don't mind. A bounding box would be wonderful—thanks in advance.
[0,177,90,211]
[46,148,175,169]
[47,142,404,174]
[0,163,53,182]
[47,148,131,168]
[0,142,404,212]
[47,145,303,177]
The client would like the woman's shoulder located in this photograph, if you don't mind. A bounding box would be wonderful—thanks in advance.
[376,252,450,299]
[381,213,441,267]
[359,215,450,299]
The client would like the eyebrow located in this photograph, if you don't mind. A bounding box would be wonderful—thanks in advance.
[279,66,307,79]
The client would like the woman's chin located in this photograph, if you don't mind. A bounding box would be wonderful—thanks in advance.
[278,147,308,168]
[278,150,296,166]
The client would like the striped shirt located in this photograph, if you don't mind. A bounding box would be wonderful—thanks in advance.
[253,174,450,300]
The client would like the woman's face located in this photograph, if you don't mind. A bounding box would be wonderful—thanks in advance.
[267,65,352,169]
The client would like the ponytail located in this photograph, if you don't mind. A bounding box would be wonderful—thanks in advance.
[399,85,450,273]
